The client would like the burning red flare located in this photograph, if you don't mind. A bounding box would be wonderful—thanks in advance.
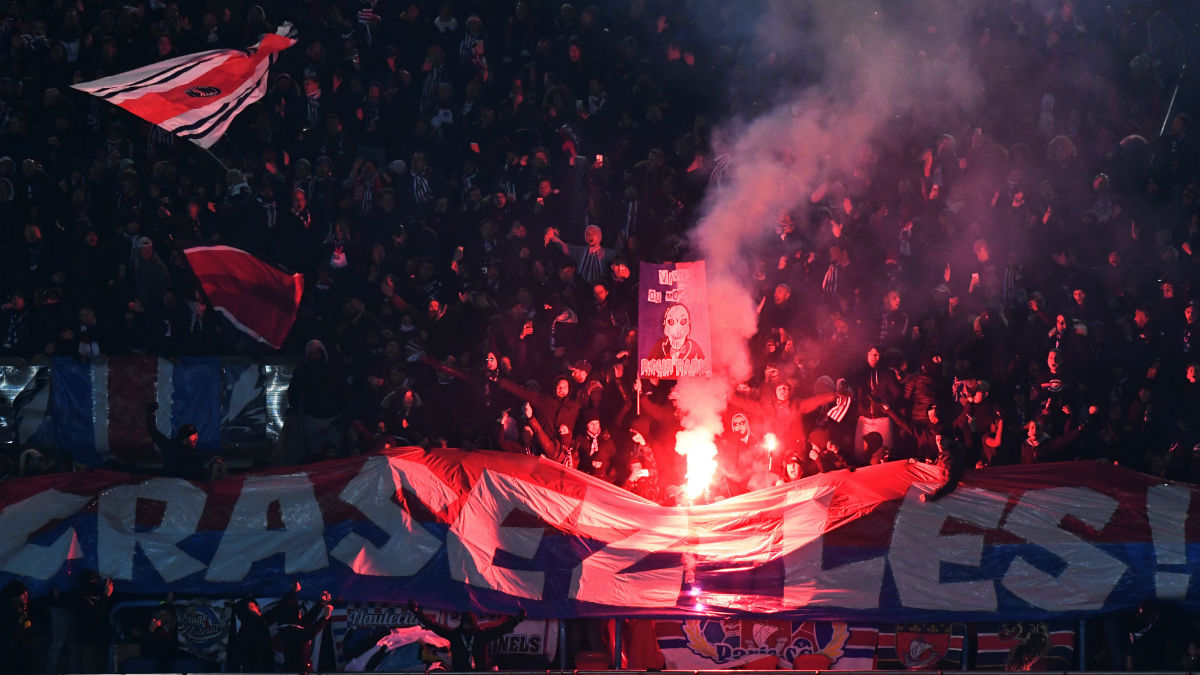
[676,428,719,502]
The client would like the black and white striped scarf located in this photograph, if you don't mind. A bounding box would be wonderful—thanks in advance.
[412,170,433,205]
[420,66,443,114]
[827,394,853,423]
[459,33,481,65]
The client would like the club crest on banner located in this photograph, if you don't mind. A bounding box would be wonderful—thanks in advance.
[895,628,951,669]
[185,86,222,97]
[678,619,847,668]
[876,623,965,671]
[176,600,231,662]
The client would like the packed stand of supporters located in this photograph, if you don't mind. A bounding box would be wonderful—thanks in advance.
[0,0,1198,502]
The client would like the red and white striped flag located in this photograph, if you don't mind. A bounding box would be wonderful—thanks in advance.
[184,245,304,349]
[71,28,296,148]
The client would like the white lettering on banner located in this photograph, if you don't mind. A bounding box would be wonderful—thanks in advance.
[656,268,693,287]
[1001,486,1126,611]
[1147,485,1192,599]
[889,486,1006,611]
[447,470,582,600]
[97,478,207,582]
[331,456,458,575]
[206,474,329,581]
[782,486,886,608]
[0,490,90,580]
[569,497,689,607]
[664,288,688,303]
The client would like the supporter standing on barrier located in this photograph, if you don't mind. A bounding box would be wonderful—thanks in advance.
[407,600,526,671]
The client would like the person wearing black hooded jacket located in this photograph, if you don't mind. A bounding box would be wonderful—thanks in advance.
[902,354,946,425]
[284,339,349,461]
[265,587,334,675]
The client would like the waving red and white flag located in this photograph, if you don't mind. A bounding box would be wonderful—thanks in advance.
[184,245,303,349]
[72,28,296,148]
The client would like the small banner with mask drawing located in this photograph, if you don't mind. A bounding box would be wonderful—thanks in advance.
[638,261,712,379]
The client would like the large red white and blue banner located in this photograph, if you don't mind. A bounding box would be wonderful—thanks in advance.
[0,450,1195,622]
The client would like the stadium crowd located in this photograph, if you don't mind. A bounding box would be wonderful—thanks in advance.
[1,0,1200,671]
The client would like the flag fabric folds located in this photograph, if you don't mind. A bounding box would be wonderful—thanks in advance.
[71,29,295,148]
[50,356,223,466]
[183,245,303,348]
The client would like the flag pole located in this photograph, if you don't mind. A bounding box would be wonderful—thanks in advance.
[1159,64,1187,138]
[195,141,230,173]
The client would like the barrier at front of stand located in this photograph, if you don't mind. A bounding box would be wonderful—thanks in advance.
[104,599,1083,673]
[108,598,560,673]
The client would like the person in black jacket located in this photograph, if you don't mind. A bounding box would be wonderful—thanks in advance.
[284,339,348,462]
[146,402,205,480]
[265,587,334,675]
[72,569,114,673]
[407,600,525,671]
[228,597,274,673]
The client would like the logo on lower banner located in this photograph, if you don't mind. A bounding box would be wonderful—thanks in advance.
[177,602,229,657]
[682,620,848,667]
[896,629,951,669]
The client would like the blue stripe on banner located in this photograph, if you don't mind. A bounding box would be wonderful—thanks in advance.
[219,361,270,444]
[171,357,223,452]
[156,358,174,446]
[50,357,100,465]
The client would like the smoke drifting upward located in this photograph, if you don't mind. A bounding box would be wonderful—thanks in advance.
[672,1,984,442]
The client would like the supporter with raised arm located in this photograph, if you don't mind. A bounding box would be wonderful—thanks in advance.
[407,600,525,671]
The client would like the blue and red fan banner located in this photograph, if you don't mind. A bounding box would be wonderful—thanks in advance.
[875,623,965,670]
[655,619,877,670]
[973,621,1076,671]
[28,357,288,467]
[0,449,1197,624]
